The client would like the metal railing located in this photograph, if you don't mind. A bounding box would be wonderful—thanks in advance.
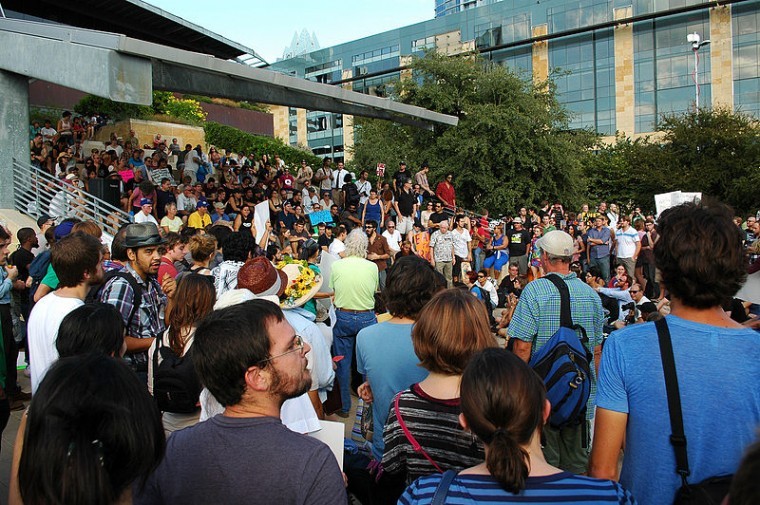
[12,159,132,236]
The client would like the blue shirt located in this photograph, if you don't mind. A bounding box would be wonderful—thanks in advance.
[0,267,12,304]
[356,322,427,461]
[587,226,611,258]
[400,472,636,504]
[596,315,760,505]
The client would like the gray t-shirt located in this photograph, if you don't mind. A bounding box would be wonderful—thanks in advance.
[134,415,346,505]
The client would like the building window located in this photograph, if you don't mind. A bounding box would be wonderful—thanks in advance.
[733,2,760,118]
[634,13,711,133]
[413,35,437,52]
[352,45,400,66]
[549,29,616,135]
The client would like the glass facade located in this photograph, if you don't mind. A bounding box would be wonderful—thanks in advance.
[734,0,760,117]
[269,0,758,151]
[634,12,711,133]
[550,29,615,134]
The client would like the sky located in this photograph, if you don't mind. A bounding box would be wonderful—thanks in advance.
[147,0,433,63]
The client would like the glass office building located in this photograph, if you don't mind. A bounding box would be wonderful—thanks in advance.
[270,0,760,162]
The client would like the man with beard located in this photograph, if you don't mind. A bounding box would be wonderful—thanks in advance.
[27,232,104,392]
[135,300,346,505]
[100,223,175,383]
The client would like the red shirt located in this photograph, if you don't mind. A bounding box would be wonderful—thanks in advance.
[158,256,178,280]
[435,181,456,208]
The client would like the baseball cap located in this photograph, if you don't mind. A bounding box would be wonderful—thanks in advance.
[196,200,209,209]
[37,214,52,228]
[140,198,153,206]
[536,230,574,257]
[512,217,523,224]
[213,202,226,210]
[54,221,76,241]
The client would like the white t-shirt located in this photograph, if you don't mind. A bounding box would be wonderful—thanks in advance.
[452,228,472,259]
[328,238,345,258]
[382,229,402,253]
[27,293,84,392]
[134,211,158,226]
[616,226,640,258]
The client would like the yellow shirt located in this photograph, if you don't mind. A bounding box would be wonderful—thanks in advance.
[188,211,211,229]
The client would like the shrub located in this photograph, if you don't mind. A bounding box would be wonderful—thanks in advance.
[204,122,321,167]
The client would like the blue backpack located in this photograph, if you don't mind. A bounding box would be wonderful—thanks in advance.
[528,274,592,429]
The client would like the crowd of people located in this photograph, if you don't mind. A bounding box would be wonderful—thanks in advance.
[3,122,760,504]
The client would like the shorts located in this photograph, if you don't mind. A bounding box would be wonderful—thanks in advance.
[542,421,590,474]
[397,215,414,234]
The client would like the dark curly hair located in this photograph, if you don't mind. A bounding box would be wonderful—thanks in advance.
[654,202,746,308]
[382,255,446,320]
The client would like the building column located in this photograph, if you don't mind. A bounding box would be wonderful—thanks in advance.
[710,4,734,109]
[614,6,635,138]
[0,71,29,209]
[270,105,290,144]
[296,108,307,147]
[532,24,549,89]
[341,69,354,162]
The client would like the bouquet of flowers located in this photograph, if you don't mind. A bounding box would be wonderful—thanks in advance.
[276,258,320,308]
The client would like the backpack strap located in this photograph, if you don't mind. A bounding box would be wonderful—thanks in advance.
[655,317,691,491]
[544,274,573,328]
[109,271,143,328]
[431,470,457,505]
[393,393,444,473]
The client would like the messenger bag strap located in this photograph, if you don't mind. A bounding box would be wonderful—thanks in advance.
[431,470,457,505]
[655,317,691,490]
[394,393,444,473]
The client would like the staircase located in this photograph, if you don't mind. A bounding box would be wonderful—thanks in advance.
[11,159,132,237]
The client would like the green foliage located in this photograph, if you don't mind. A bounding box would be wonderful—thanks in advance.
[73,94,152,121]
[74,91,206,124]
[351,52,597,214]
[585,108,760,214]
[161,95,207,125]
[204,122,321,167]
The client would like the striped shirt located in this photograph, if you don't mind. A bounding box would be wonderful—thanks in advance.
[507,272,604,421]
[382,384,485,485]
[399,472,637,504]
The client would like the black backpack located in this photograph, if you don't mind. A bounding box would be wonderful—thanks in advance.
[86,270,143,328]
[152,334,202,414]
[345,183,360,207]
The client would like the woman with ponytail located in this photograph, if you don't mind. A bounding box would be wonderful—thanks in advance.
[399,347,637,504]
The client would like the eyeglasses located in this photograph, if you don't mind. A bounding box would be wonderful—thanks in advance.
[364,226,375,230]
[258,335,305,364]
[477,275,486,279]
[629,290,639,294]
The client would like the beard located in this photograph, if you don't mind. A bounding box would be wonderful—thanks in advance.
[269,363,311,402]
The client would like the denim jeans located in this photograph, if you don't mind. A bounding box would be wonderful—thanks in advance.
[590,255,611,283]
[332,309,377,413]
[473,247,485,273]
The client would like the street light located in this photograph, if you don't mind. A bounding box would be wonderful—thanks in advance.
[687,32,710,109]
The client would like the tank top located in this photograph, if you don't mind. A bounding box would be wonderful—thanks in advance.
[364,200,382,223]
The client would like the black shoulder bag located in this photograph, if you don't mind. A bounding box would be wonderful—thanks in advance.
[655,318,733,505]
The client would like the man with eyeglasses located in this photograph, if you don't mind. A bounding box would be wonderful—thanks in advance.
[595,280,651,329]
[136,299,346,504]
[428,203,448,232]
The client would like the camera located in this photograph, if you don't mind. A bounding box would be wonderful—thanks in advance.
[621,302,636,311]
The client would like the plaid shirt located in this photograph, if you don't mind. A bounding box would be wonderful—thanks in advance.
[508,272,604,420]
[100,262,167,365]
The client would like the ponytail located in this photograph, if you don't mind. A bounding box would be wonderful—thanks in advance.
[486,429,530,494]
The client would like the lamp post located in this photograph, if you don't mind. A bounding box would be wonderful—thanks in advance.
[687,32,710,109]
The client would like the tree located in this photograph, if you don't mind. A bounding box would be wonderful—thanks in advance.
[350,51,597,214]
[584,108,760,214]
